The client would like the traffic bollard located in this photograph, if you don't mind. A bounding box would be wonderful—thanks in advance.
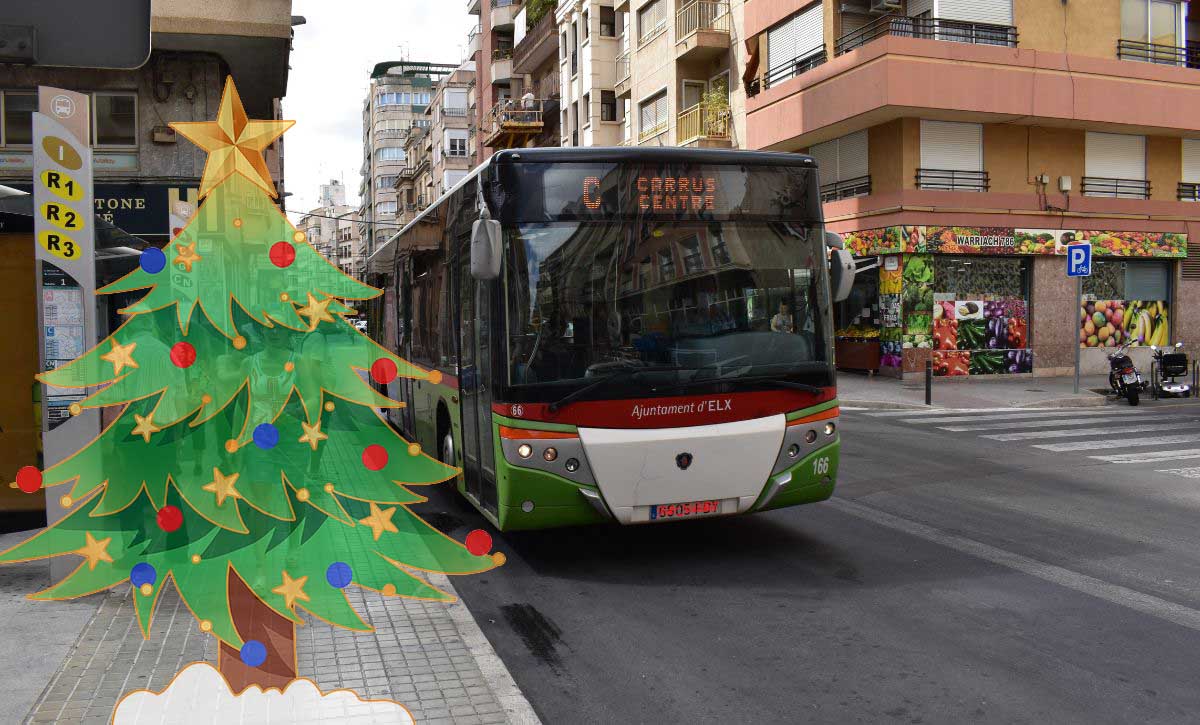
[925,359,932,406]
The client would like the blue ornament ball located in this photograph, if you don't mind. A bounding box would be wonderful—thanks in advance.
[326,561,353,589]
[252,423,280,450]
[240,639,267,668]
[139,247,166,274]
[130,562,157,588]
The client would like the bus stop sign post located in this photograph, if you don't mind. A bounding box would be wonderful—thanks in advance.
[1067,243,1092,394]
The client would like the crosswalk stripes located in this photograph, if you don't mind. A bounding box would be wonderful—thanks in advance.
[851,405,1200,467]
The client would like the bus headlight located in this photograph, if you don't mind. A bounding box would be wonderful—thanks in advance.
[565,458,580,472]
[805,430,817,444]
[787,444,800,458]
[824,422,836,436]
[543,447,558,462]
[517,443,533,459]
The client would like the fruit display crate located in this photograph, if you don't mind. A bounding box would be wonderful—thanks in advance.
[835,338,881,373]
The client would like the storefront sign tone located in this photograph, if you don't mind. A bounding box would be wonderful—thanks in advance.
[8,182,200,238]
[843,225,1187,259]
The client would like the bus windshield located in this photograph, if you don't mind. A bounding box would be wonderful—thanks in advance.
[502,220,832,404]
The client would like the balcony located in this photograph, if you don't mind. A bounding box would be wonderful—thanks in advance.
[1117,39,1200,68]
[748,45,825,96]
[491,0,520,31]
[1082,177,1150,199]
[467,26,481,56]
[675,1,731,62]
[513,6,557,74]
[481,98,545,149]
[468,0,480,15]
[615,52,631,95]
[677,103,731,147]
[1180,182,1200,201]
[836,15,1018,56]
[915,169,989,192]
[492,47,514,83]
[821,176,872,202]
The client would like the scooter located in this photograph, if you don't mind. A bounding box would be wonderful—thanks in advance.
[1107,341,1145,406]
[1150,342,1191,398]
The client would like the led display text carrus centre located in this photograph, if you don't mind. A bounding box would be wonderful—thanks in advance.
[581,174,717,213]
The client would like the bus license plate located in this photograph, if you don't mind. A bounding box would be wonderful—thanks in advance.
[649,499,721,521]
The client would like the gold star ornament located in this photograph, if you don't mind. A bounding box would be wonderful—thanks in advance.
[298,419,328,451]
[296,292,335,329]
[100,339,138,376]
[131,412,161,443]
[173,241,202,272]
[271,570,310,609]
[201,467,242,507]
[170,77,294,199]
[74,532,114,571]
[359,502,399,541]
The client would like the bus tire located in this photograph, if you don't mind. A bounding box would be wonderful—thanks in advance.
[436,405,454,465]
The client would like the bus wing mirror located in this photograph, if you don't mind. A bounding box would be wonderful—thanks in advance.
[824,231,845,250]
[829,248,855,302]
[470,218,502,279]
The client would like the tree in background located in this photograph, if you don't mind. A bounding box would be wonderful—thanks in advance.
[2,78,500,692]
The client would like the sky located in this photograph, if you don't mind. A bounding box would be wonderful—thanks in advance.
[283,0,474,218]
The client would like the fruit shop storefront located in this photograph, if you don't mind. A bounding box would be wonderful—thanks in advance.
[831,225,1185,378]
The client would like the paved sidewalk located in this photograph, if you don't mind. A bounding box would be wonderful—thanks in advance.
[1,530,539,725]
[838,371,1112,410]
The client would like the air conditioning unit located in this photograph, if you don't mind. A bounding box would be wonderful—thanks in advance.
[869,0,902,13]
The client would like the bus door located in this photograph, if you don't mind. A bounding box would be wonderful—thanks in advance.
[458,262,482,503]
[457,274,499,515]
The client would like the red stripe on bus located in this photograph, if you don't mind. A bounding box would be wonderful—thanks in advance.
[498,426,579,440]
[492,388,834,429]
[786,407,839,426]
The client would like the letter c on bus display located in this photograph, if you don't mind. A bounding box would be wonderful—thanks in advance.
[583,177,602,210]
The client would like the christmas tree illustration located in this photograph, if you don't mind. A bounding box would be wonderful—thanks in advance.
[1,78,500,693]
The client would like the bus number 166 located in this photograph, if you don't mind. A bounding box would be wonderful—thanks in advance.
[813,457,830,476]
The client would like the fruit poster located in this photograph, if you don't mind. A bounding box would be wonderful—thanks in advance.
[844,227,903,256]
[839,226,1186,259]
[930,296,1031,375]
[1080,299,1168,348]
[901,254,933,349]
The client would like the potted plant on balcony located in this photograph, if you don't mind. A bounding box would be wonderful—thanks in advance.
[701,78,730,137]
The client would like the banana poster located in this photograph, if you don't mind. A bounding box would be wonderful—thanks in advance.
[1080,300,1169,349]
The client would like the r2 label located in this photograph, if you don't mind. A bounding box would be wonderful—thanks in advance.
[813,457,830,476]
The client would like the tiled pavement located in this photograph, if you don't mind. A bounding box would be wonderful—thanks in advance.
[21,575,537,724]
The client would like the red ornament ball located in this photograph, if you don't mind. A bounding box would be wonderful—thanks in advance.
[170,341,197,368]
[370,358,398,384]
[269,241,296,268]
[465,529,492,556]
[362,444,388,471]
[156,505,183,532]
[15,466,42,494]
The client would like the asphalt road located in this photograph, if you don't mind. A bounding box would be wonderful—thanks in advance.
[416,401,1200,724]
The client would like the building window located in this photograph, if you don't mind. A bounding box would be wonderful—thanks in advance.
[1121,0,1183,47]
[444,170,468,189]
[414,119,432,129]
[377,201,397,216]
[600,5,616,36]
[1,91,36,146]
[581,92,590,127]
[1084,132,1148,198]
[638,90,668,140]
[917,120,986,191]
[446,129,469,157]
[638,0,667,45]
[679,236,704,274]
[376,175,398,189]
[709,230,731,265]
[601,90,617,122]
[582,9,590,40]
[376,147,406,162]
[561,31,568,60]
[571,21,579,75]
[809,130,870,201]
[766,3,824,87]
[93,92,137,147]
[657,248,675,280]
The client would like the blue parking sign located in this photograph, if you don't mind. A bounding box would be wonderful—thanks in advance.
[1067,243,1091,277]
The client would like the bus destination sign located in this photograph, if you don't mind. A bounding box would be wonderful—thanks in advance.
[583,174,718,213]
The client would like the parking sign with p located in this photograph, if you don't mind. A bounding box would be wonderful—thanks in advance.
[1067,243,1092,277]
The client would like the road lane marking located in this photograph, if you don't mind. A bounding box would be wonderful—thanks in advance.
[904,409,1148,425]
[1090,449,1200,464]
[866,407,1054,417]
[1155,467,1200,478]
[830,497,1200,634]
[1033,433,1200,452]
[937,413,1197,432]
[981,423,1188,441]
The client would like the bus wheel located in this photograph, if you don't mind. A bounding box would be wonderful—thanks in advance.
[441,431,455,466]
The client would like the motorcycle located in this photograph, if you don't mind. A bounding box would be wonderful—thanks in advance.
[1150,342,1191,398]
[1107,341,1145,406]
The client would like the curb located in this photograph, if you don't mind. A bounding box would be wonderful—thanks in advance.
[839,399,935,410]
[1013,395,1108,409]
[429,572,542,725]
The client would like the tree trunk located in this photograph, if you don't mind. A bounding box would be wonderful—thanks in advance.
[218,569,297,693]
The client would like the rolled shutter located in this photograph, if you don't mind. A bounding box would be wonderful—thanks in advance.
[767,15,797,70]
[1085,132,1146,180]
[1182,139,1200,182]
[655,93,668,128]
[908,0,934,17]
[795,3,824,57]
[920,120,982,171]
[937,0,1013,25]
[839,129,869,180]
[808,140,838,184]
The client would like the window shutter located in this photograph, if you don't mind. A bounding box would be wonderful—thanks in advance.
[1183,139,1200,183]
[840,129,869,180]
[808,140,838,184]
[920,120,982,171]
[1126,261,1170,299]
[796,3,824,56]
[840,13,870,36]
[937,0,1013,25]
[908,0,934,18]
[655,93,668,128]
[767,15,797,70]
[1085,132,1146,180]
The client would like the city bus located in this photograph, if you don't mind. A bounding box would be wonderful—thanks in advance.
[366,147,854,530]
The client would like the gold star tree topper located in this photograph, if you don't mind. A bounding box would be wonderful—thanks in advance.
[170,77,294,199]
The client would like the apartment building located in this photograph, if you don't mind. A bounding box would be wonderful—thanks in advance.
[397,127,432,228]
[741,0,1200,378]
[359,62,455,256]
[470,0,520,162]
[298,179,363,277]
[555,0,746,148]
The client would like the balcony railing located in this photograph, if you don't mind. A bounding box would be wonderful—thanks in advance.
[836,15,1018,56]
[820,175,872,202]
[677,103,730,144]
[750,45,826,95]
[915,168,990,192]
[676,1,730,39]
[493,47,514,61]
[442,106,468,116]
[1179,182,1200,201]
[1081,177,1150,199]
[1117,39,1200,68]
[616,52,630,84]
